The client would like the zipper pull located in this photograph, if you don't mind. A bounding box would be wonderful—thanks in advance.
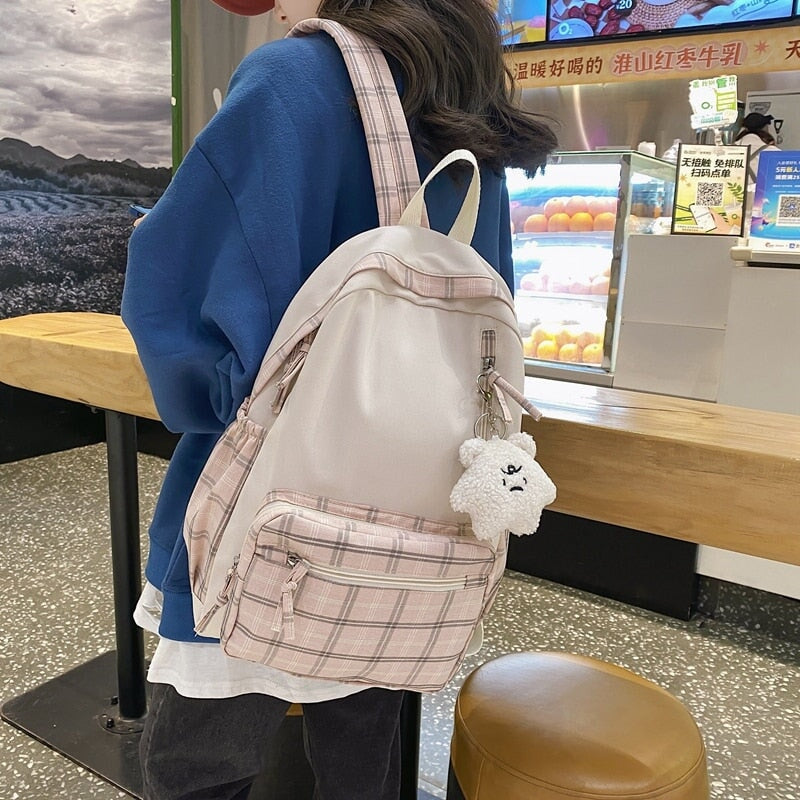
[488,370,543,422]
[271,338,312,414]
[270,560,308,640]
[194,557,239,634]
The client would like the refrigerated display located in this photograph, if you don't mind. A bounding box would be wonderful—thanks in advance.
[508,150,676,380]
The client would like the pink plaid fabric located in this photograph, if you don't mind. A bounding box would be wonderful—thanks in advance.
[289,19,420,228]
[185,410,266,602]
[220,491,506,691]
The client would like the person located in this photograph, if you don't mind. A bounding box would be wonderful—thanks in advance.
[121,0,557,798]
[734,112,780,185]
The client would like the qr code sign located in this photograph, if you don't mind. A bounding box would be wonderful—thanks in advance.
[776,194,800,227]
[695,182,723,207]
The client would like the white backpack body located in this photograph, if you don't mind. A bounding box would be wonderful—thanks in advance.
[182,20,535,691]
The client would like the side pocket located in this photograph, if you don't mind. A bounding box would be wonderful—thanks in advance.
[184,412,266,603]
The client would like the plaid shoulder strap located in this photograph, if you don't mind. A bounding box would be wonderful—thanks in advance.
[288,17,421,228]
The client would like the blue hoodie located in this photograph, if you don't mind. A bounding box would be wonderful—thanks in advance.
[122,31,514,642]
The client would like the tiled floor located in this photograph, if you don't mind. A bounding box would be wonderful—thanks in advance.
[1,445,799,799]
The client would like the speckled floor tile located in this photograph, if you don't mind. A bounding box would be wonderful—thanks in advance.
[0,445,161,800]
[697,575,800,642]
[2,445,799,799]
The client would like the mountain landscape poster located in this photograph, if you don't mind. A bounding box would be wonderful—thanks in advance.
[0,0,172,320]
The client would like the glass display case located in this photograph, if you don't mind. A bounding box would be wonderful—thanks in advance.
[508,150,676,381]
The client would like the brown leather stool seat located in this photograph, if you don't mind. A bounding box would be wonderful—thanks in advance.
[448,652,709,800]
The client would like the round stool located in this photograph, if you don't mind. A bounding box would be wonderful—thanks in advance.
[448,652,709,800]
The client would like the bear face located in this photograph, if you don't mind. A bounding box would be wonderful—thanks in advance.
[501,462,527,492]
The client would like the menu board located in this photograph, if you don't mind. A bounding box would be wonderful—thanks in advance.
[750,151,800,250]
[494,0,548,44]
[548,0,794,42]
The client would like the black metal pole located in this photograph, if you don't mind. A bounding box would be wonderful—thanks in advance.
[104,410,147,720]
[399,690,421,800]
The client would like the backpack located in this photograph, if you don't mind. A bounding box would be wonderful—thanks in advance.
[183,19,541,692]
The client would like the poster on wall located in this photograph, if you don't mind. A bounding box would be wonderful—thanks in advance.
[493,0,548,45]
[749,151,800,250]
[547,0,794,41]
[0,0,172,322]
[671,143,748,236]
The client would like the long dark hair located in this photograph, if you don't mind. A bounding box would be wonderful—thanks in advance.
[735,128,776,147]
[316,0,558,174]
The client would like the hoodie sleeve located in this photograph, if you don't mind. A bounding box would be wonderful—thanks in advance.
[121,144,273,434]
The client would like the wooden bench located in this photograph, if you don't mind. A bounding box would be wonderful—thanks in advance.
[0,310,158,420]
[2,312,797,566]
[522,378,800,567]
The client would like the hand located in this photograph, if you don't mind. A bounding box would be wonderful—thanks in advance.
[708,209,737,234]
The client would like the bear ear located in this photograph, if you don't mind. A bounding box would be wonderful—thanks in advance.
[459,437,487,467]
[507,432,537,458]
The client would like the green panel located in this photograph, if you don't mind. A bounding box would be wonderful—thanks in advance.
[171,0,183,171]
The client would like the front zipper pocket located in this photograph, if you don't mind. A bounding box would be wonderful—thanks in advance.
[268,553,480,640]
[220,490,501,692]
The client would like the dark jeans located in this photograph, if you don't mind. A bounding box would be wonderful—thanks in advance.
[140,683,404,800]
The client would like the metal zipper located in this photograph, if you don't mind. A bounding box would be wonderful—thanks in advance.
[287,552,469,592]
[194,555,239,634]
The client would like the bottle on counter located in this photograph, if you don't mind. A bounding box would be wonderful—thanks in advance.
[661,139,681,164]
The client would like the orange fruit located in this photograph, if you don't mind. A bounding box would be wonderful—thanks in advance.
[555,325,579,347]
[547,212,571,232]
[543,197,567,218]
[582,342,603,363]
[590,275,610,295]
[523,213,548,233]
[569,212,595,232]
[558,343,581,362]
[536,340,558,360]
[564,195,589,216]
[530,324,557,346]
[593,211,616,231]
[576,329,597,349]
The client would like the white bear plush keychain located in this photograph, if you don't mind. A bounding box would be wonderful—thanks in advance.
[450,432,556,547]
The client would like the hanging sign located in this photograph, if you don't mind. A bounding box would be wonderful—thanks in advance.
[749,151,800,250]
[506,24,800,88]
[671,143,748,236]
[689,75,739,130]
